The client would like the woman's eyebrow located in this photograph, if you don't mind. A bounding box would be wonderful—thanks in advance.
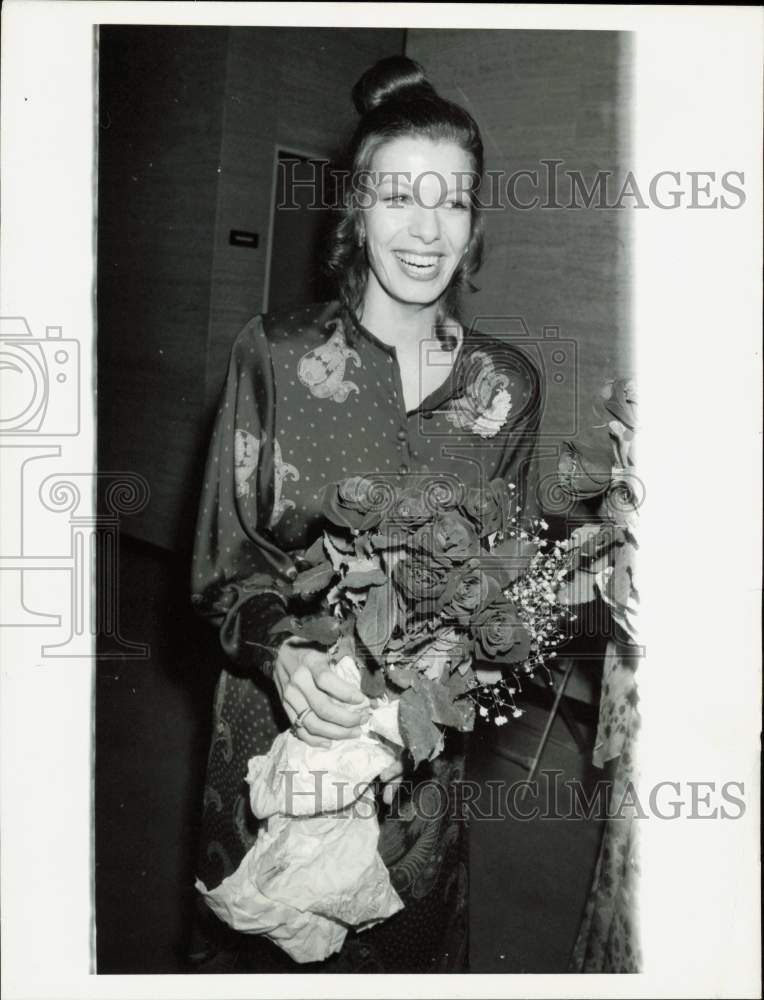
[375,178,470,190]
[374,171,412,184]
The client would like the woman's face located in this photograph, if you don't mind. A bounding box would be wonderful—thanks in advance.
[360,136,473,309]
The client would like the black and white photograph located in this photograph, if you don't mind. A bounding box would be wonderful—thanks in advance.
[0,4,761,998]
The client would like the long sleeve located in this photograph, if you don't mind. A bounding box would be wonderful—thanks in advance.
[191,316,298,677]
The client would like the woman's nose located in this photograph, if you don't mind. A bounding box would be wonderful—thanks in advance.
[407,203,441,243]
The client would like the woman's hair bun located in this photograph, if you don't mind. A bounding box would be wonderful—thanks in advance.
[351,55,437,115]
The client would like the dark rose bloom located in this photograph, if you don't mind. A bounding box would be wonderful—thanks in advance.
[442,568,501,626]
[471,599,532,664]
[412,510,480,564]
[422,476,462,514]
[459,479,511,537]
[338,476,374,507]
[321,476,383,532]
[602,378,637,430]
[558,437,612,500]
[388,486,432,530]
[393,555,453,617]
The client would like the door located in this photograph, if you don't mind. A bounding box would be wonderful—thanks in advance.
[265,150,337,314]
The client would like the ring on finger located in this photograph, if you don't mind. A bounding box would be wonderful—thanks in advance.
[291,706,312,735]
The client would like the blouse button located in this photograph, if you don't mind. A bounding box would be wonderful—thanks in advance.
[399,464,409,474]
[397,429,407,442]
[285,566,298,581]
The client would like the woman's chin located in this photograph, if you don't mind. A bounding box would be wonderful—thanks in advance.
[383,277,453,309]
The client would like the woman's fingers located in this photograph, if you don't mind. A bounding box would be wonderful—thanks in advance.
[292,666,368,731]
[299,676,370,729]
[281,685,331,749]
[285,678,363,742]
[304,713,363,741]
[313,668,370,706]
[275,644,374,745]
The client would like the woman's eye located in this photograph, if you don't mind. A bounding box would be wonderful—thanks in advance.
[445,200,469,211]
[384,194,411,206]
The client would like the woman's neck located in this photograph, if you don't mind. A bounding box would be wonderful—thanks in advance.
[358,282,443,356]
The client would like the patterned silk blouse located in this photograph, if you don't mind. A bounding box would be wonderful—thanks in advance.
[190,299,543,972]
[192,299,543,676]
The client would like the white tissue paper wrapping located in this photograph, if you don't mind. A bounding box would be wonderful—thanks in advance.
[196,656,405,963]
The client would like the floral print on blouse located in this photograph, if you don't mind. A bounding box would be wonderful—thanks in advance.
[191,300,544,675]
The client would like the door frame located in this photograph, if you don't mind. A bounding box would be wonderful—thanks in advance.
[262,144,330,315]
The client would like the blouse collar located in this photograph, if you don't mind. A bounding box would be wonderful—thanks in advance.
[339,301,468,414]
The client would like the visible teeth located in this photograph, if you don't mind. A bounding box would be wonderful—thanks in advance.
[397,254,439,268]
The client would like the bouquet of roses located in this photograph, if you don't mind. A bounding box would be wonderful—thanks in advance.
[198,475,570,962]
[281,474,571,761]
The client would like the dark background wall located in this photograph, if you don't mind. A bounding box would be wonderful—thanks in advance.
[95,26,630,975]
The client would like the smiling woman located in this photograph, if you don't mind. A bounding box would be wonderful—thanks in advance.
[189,55,543,973]
[363,138,472,296]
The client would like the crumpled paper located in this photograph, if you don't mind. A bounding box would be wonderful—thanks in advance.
[196,656,405,963]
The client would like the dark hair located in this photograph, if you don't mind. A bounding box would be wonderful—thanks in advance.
[324,55,485,328]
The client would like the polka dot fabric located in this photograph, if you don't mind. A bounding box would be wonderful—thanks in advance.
[190,300,543,972]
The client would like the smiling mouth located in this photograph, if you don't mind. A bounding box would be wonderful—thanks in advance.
[394,252,443,275]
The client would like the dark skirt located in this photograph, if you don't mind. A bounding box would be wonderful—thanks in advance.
[191,668,470,973]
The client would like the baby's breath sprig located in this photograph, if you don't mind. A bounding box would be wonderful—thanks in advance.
[470,678,524,726]
[471,519,574,727]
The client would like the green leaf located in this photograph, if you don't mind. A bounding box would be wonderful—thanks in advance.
[302,535,327,567]
[333,630,356,662]
[356,579,395,664]
[445,665,477,701]
[399,687,444,767]
[354,534,375,559]
[412,675,469,730]
[386,665,418,690]
[342,567,387,589]
[292,561,335,599]
[370,529,410,550]
[288,615,341,646]
[360,661,387,699]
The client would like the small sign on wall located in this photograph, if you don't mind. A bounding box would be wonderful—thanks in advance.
[229,230,259,248]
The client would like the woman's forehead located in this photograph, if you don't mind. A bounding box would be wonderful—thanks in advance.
[370,135,472,181]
